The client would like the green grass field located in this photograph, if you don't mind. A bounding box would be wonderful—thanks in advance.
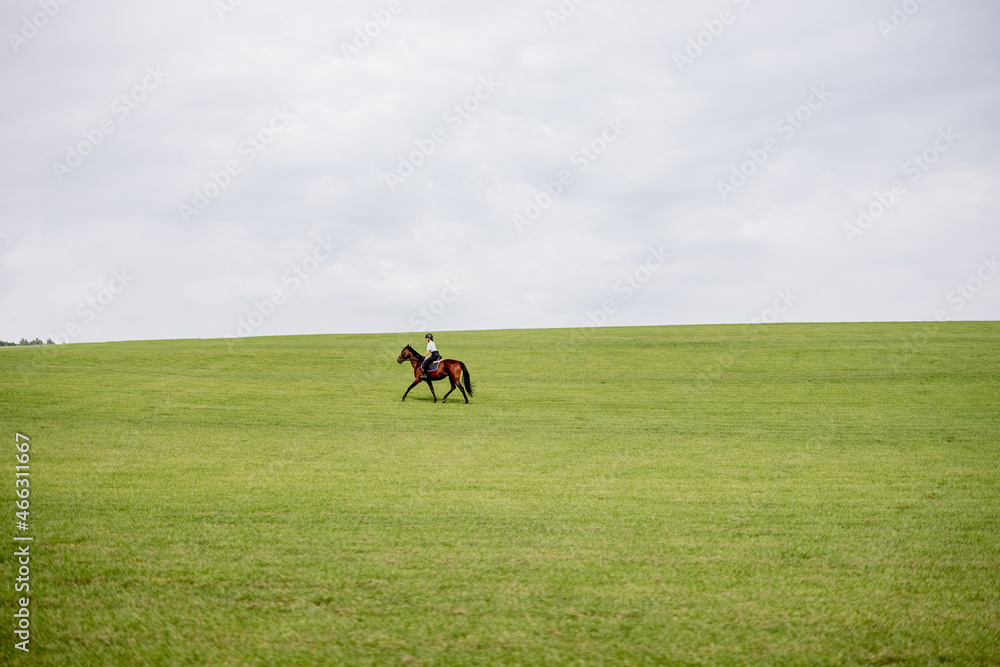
[1,322,999,665]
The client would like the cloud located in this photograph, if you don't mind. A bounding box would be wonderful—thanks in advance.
[1,0,998,343]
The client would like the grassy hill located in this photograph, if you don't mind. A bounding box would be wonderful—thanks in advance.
[1,322,998,665]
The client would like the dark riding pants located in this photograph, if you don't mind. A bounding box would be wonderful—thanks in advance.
[421,352,442,372]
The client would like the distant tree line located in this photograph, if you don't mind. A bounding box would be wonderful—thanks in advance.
[0,338,55,347]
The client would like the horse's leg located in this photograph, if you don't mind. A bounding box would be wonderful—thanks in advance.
[427,380,437,403]
[401,380,420,402]
[454,368,469,404]
[442,375,457,403]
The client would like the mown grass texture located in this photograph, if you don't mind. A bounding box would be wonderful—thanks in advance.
[0,322,998,665]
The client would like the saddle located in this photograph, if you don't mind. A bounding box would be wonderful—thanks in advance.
[425,359,443,373]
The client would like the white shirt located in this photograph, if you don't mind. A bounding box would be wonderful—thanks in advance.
[426,340,438,354]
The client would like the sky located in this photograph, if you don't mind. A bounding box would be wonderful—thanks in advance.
[1,0,998,344]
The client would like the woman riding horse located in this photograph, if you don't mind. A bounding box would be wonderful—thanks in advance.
[420,333,442,380]
[397,341,473,404]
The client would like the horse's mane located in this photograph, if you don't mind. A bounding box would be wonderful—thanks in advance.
[405,344,425,361]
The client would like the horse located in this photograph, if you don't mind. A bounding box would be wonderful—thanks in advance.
[396,345,474,404]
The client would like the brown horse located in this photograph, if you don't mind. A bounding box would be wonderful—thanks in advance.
[397,345,474,404]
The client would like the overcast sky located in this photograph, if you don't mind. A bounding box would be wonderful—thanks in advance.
[1,0,998,344]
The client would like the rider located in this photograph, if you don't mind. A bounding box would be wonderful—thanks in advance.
[420,333,441,381]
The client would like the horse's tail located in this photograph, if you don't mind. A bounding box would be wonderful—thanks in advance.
[459,361,474,397]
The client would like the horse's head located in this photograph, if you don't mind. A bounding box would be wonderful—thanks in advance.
[397,346,411,364]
